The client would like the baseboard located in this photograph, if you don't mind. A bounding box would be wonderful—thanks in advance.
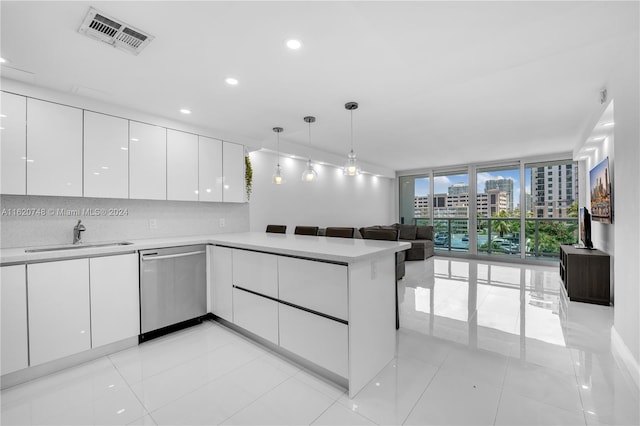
[611,325,640,391]
[0,336,138,390]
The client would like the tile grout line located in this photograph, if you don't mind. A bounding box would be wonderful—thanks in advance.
[491,355,512,425]
[400,353,448,425]
[108,324,259,421]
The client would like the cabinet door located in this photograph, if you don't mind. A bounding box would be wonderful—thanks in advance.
[167,129,199,201]
[232,249,278,298]
[0,92,27,195]
[279,304,348,378]
[28,259,91,366]
[199,136,223,202]
[26,98,83,196]
[278,257,348,321]
[210,246,233,322]
[233,288,278,344]
[129,121,166,200]
[1,265,28,375]
[90,254,139,348]
[222,142,245,203]
[84,111,129,199]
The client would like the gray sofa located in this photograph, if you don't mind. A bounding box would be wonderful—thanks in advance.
[393,223,435,260]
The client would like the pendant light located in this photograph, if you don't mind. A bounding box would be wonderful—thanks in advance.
[343,101,361,176]
[272,127,284,184]
[301,116,318,182]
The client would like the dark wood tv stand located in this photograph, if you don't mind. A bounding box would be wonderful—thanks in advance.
[559,245,610,305]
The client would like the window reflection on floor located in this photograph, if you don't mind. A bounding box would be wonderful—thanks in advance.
[400,257,577,358]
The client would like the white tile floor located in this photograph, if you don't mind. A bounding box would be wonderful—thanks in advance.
[2,257,639,425]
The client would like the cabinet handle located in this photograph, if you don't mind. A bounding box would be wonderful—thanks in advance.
[141,250,205,261]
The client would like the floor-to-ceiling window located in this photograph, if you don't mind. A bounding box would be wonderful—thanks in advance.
[399,175,430,225]
[476,164,521,258]
[524,160,579,259]
[398,157,579,261]
[433,170,469,253]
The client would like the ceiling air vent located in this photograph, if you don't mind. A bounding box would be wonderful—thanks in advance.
[78,7,154,55]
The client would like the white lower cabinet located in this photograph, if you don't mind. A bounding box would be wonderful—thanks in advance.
[210,246,233,322]
[89,254,139,348]
[211,246,350,378]
[278,257,348,321]
[232,249,278,297]
[279,304,348,377]
[1,265,29,375]
[232,288,279,344]
[27,259,91,366]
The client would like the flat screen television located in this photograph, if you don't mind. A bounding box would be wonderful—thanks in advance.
[579,207,593,249]
[590,157,612,223]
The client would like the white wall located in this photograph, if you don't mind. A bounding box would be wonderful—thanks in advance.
[248,151,394,233]
[608,29,639,381]
[576,103,615,302]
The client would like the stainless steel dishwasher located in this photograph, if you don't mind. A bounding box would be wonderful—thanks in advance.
[139,245,207,340]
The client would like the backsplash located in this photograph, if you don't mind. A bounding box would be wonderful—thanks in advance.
[0,195,249,248]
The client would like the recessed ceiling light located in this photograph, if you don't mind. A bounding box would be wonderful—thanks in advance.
[0,57,7,64]
[180,108,191,115]
[130,138,138,142]
[286,39,302,50]
[121,146,128,151]
[225,77,239,86]
[600,122,614,127]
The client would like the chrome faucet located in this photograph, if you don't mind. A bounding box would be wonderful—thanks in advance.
[73,220,86,244]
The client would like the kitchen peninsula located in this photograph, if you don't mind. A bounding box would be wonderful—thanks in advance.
[208,232,410,398]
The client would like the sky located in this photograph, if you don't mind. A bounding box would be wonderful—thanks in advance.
[413,168,532,208]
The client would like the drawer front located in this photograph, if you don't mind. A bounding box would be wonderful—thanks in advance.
[232,249,278,298]
[233,288,278,344]
[278,257,348,321]
[279,304,348,378]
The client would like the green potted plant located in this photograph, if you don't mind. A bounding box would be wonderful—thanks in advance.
[245,154,253,201]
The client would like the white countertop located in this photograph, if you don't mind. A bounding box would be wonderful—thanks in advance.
[0,232,410,265]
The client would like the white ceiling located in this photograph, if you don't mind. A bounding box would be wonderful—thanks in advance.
[1,1,637,173]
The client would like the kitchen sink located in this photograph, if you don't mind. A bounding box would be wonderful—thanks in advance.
[25,242,133,253]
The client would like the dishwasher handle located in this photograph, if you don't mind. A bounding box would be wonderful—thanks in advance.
[141,250,205,261]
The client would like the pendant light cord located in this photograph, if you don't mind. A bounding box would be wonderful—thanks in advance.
[350,109,354,152]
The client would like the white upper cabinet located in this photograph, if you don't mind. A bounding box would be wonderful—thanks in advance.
[1,92,27,195]
[26,98,83,196]
[222,142,245,203]
[198,136,223,202]
[83,111,129,199]
[129,121,166,200]
[167,129,199,201]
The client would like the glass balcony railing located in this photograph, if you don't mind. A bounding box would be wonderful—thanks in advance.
[433,218,470,253]
[477,218,521,257]
[525,218,578,259]
[412,217,578,260]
